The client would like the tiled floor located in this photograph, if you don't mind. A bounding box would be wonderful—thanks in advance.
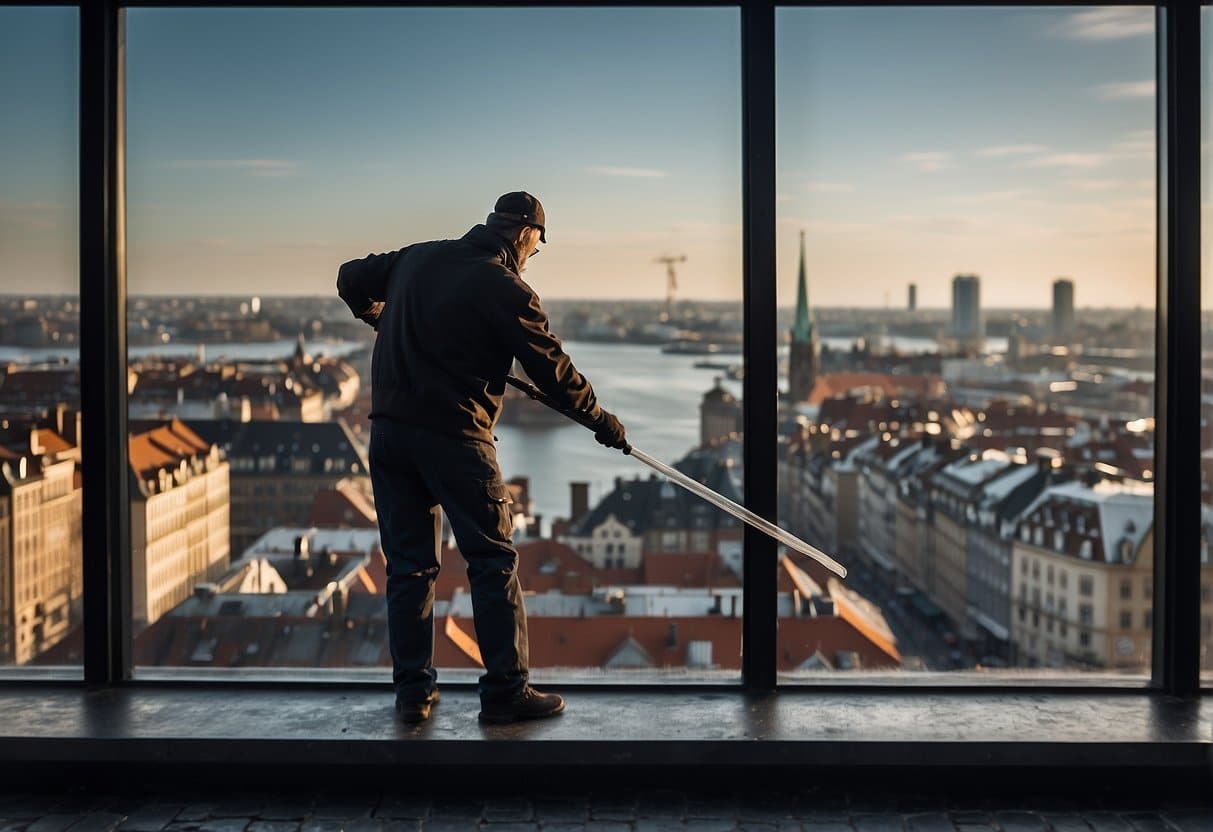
[0,786,1209,832]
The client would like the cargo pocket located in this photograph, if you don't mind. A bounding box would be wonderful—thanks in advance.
[485,480,515,541]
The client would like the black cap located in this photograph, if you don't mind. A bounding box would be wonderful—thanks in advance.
[490,191,546,243]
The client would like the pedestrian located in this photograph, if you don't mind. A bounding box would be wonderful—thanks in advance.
[336,191,628,724]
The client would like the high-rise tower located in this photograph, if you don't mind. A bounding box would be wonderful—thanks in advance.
[951,274,983,353]
[788,231,819,403]
[1052,278,1075,341]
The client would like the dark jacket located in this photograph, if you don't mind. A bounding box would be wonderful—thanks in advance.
[336,224,603,444]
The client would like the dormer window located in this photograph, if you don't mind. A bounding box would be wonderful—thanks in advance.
[1119,539,1134,564]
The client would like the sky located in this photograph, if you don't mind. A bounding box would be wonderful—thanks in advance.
[0,6,1195,308]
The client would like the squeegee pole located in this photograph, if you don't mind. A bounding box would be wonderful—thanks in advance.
[505,375,847,580]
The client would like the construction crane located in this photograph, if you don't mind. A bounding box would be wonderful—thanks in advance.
[654,254,687,322]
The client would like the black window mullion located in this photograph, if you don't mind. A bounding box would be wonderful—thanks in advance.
[80,0,131,686]
[1152,0,1201,697]
[741,0,777,691]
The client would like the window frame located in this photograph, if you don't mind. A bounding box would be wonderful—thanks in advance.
[0,0,1201,697]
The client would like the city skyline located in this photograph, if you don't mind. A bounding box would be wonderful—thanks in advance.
[0,6,1187,309]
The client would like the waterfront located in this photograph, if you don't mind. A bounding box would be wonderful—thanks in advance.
[494,341,741,528]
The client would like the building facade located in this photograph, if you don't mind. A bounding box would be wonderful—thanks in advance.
[0,428,83,664]
[129,419,231,629]
[1010,481,1155,669]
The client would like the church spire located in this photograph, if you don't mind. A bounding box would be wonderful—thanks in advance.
[792,230,813,343]
[787,230,820,403]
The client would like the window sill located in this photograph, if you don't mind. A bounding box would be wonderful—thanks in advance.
[0,685,1207,776]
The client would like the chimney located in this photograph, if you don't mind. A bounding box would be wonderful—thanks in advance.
[29,428,42,456]
[570,482,589,521]
[666,621,678,648]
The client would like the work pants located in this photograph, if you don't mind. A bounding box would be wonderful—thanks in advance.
[368,417,529,705]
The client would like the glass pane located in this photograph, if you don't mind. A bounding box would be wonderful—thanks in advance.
[0,7,82,672]
[125,8,742,684]
[1202,6,1212,683]
[776,7,1155,680]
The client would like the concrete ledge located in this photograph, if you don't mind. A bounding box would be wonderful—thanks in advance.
[0,687,1208,772]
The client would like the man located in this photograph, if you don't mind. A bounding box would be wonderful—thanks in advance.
[336,191,628,724]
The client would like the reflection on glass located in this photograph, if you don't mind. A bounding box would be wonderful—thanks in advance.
[125,8,743,681]
[776,7,1157,677]
[0,7,82,669]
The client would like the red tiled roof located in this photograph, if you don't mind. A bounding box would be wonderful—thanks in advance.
[308,481,377,528]
[810,373,943,407]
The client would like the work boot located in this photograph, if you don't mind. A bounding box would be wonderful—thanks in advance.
[395,688,440,723]
[478,685,565,724]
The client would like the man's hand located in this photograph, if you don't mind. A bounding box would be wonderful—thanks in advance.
[358,301,384,331]
[593,410,628,451]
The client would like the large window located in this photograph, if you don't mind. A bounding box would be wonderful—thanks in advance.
[123,8,744,682]
[775,7,1156,679]
[0,1,1203,695]
[0,6,82,673]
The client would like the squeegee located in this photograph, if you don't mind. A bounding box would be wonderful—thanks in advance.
[505,375,847,580]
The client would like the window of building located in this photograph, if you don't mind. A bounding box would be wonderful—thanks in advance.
[1079,577,1094,597]
[1120,611,1132,630]
[1120,579,1132,600]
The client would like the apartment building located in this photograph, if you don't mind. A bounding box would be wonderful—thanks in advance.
[0,424,82,664]
[1010,480,1156,669]
[129,419,231,629]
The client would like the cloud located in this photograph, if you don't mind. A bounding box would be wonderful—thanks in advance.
[902,152,951,172]
[888,213,983,234]
[1112,130,1154,156]
[1064,179,1125,192]
[1096,81,1155,100]
[805,182,855,193]
[975,144,1049,158]
[1052,8,1153,41]
[163,159,301,177]
[1023,153,1109,170]
[948,189,1037,203]
[585,166,668,179]
[778,216,872,234]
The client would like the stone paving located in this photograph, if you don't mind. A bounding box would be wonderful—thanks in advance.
[0,787,1209,832]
